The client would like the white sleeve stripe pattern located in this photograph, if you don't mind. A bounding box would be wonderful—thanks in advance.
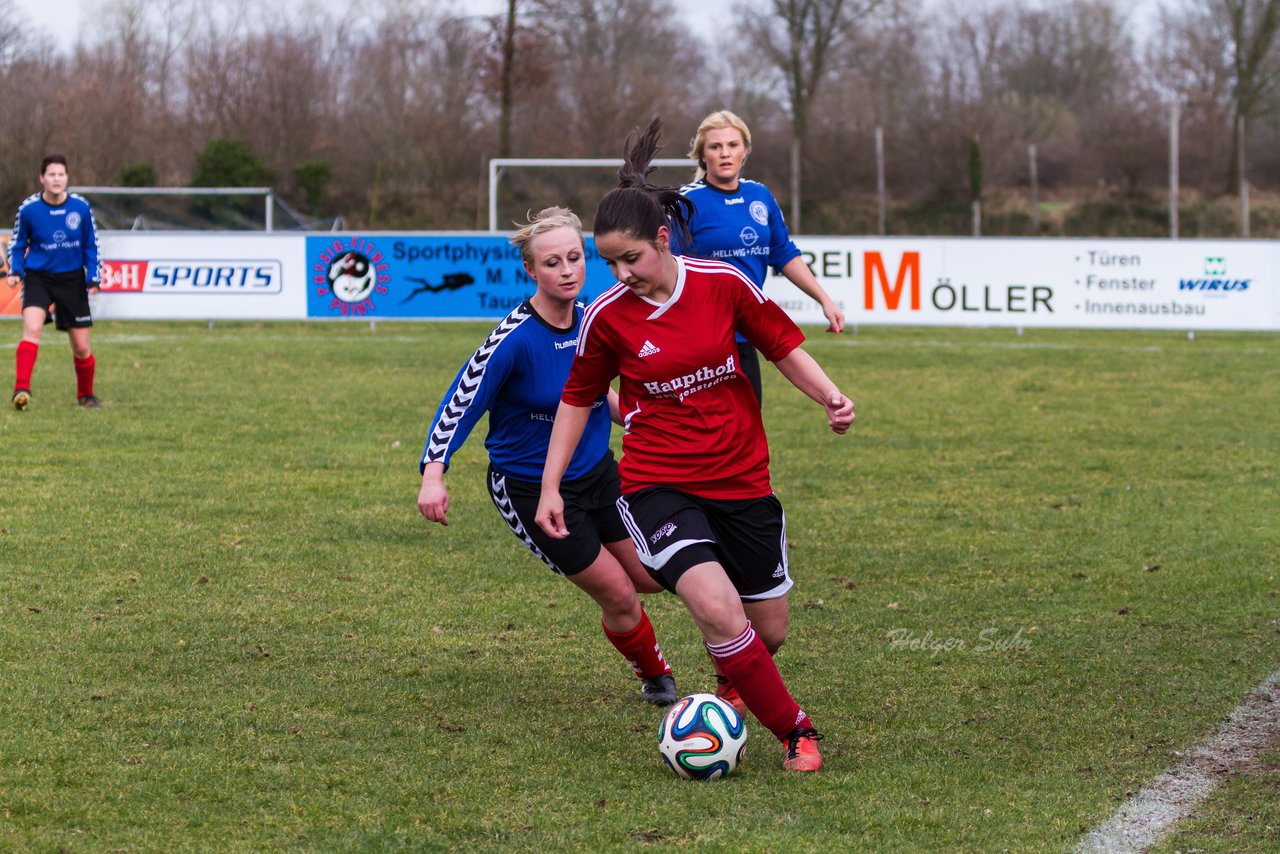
[488,469,560,573]
[8,195,38,265]
[681,256,767,299]
[422,304,531,465]
[577,282,629,354]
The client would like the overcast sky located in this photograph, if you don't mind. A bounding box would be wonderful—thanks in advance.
[8,0,1164,52]
[10,0,721,49]
[12,0,1158,56]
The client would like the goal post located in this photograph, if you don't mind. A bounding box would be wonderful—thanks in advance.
[488,158,692,232]
[76,186,275,230]
[72,187,344,232]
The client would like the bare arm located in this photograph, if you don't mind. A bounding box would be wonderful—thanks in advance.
[773,347,855,434]
[780,256,845,334]
[607,388,622,426]
[535,401,594,538]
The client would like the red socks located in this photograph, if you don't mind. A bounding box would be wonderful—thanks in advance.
[706,622,813,741]
[73,354,96,398]
[602,609,671,680]
[14,340,37,391]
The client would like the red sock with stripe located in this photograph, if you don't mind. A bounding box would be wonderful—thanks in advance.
[15,340,37,391]
[73,354,95,398]
[602,609,671,680]
[706,622,813,741]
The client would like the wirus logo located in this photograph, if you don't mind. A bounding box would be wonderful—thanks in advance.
[1179,257,1249,293]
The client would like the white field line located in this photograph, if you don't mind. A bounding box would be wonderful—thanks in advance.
[1076,669,1280,853]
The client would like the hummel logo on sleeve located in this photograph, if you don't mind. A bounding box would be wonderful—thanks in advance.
[638,340,661,358]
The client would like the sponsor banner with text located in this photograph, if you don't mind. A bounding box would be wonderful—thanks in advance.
[767,237,1278,330]
[92,233,304,320]
[304,234,617,319]
[7,232,1275,330]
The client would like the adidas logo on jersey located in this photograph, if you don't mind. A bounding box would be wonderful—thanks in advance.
[637,340,661,358]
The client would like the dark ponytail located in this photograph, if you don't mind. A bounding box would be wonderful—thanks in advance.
[594,117,695,247]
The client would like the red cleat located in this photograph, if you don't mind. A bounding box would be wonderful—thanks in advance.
[782,727,824,772]
[715,674,748,717]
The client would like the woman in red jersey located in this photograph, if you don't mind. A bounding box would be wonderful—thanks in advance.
[536,118,854,773]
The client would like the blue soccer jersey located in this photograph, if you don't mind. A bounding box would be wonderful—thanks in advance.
[421,300,611,483]
[673,178,802,287]
[8,192,102,282]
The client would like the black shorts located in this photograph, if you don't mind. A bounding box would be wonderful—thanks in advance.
[487,451,630,576]
[616,487,791,601]
[22,269,93,330]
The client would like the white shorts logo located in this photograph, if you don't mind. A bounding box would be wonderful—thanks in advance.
[650,522,677,544]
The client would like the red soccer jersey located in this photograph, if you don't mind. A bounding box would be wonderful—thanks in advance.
[563,255,805,499]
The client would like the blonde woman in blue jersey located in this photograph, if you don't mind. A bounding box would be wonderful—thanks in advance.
[676,111,845,403]
[417,207,677,705]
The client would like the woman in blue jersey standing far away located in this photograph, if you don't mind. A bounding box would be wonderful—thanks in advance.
[6,153,103,410]
[417,206,678,706]
[676,110,845,404]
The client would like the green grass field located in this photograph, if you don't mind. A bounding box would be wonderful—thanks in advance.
[1,321,1277,852]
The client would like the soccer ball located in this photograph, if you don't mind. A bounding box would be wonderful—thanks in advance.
[658,693,747,780]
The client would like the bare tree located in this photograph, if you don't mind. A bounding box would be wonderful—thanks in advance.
[1223,0,1280,191]
[532,0,713,157]
[1157,0,1280,193]
[735,0,884,231]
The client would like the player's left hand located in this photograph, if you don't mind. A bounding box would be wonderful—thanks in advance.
[535,492,569,539]
[4,275,19,289]
[824,390,855,434]
[88,285,101,295]
[822,301,845,334]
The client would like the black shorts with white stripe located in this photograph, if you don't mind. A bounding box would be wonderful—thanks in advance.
[616,487,792,601]
[486,451,629,576]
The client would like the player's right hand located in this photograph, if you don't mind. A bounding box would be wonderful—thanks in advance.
[4,275,19,289]
[536,492,569,539]
[825,390,855,434]
[418,479,450,526]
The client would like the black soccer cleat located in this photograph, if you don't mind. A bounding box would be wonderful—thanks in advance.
[12,389,30,411]
[77,395,102,409]
[640,673,677,706]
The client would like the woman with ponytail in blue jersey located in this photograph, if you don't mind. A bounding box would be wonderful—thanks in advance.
[676,111,845,403]
[417,206,677,706]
